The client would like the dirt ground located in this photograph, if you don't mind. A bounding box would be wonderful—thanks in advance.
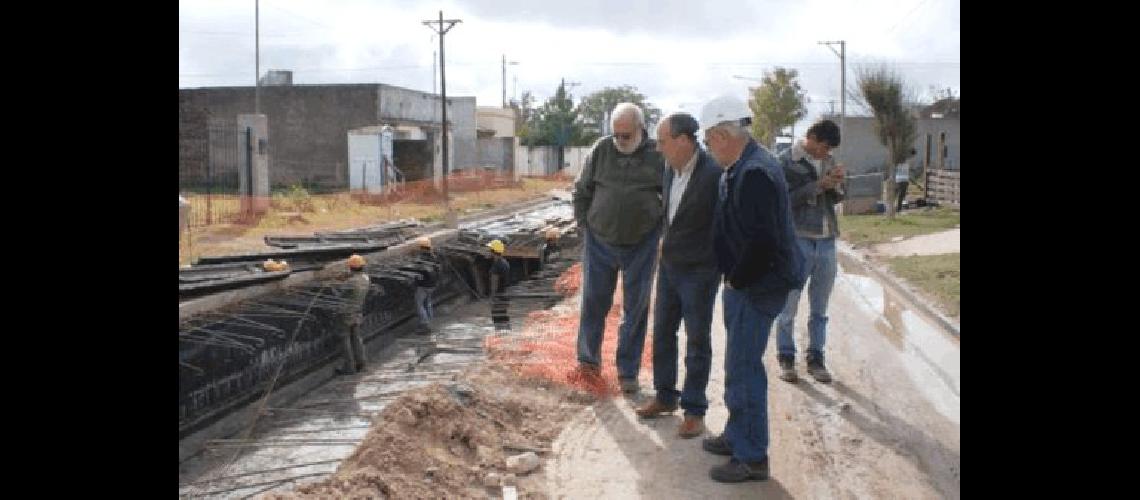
[258,251,960,500]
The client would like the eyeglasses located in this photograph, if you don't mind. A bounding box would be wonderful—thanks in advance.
[614,132,634,141]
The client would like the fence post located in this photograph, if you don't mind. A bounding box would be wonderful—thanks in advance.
[244,126,254,219]
[206,130,213,225]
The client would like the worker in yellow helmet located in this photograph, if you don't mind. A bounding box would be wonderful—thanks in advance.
[413,237,439,334]
[487,240,510,329]
[336,254,370,375]
[487,239,509,296]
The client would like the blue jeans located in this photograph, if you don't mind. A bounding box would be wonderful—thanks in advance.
[414,286,434,326]
[776,237,837,360]
[652,264,719,416]
[722,285,786,463]
[576,225,661,380]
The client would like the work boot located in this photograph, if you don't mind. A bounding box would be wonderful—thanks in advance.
[709,457,770,483]
[635,398,678,418]
[777,355,798,383]
[677,415,705,439]
[702,434,732,456]
[806,352,833,384]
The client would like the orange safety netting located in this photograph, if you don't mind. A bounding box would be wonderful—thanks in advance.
[553,262,582,296]
[485,264,654,398]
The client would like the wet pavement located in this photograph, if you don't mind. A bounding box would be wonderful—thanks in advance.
[548,249,960,499]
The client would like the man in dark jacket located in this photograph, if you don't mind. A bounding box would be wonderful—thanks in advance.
[572,102,666,394]
[699,95,806,483]
[633,113,721,439]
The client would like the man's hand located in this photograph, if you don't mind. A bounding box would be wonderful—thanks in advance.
[820,164,845,190]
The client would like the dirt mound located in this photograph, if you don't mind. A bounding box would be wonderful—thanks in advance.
[264,365,591,499]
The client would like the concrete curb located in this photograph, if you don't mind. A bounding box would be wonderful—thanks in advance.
[836,240,960,337]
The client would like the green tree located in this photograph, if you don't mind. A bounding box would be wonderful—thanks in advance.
[856,65,918,219]
[527,82,595,147]
[747,67,808,149]
[576,85,661,137]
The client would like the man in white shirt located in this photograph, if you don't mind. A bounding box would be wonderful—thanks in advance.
[633,113,723,439]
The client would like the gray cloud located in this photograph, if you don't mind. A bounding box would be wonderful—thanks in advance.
[451,0,787,38]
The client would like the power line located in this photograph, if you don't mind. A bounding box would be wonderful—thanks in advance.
[263,3,341,32]
[179,30,300,38]
[888,0,937,33]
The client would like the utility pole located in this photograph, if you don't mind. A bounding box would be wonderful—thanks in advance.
[818,40,845,158]
[555,78,581,172]
[423,11,461,225]
[501,55,518,108]
[255,0,260,114]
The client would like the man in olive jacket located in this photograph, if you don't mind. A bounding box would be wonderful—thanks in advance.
[572,102,666,394]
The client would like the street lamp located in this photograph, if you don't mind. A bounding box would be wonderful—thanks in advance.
[502,55,519,107]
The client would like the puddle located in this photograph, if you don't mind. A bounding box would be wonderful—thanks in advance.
[836,269,960,423]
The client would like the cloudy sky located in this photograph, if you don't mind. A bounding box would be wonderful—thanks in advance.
[179,0,959,132]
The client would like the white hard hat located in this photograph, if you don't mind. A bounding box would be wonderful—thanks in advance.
[699,95,752,130]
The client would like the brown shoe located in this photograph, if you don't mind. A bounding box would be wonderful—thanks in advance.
[635,398,678,418]
[677,415,704,438]
[577,362,601,378]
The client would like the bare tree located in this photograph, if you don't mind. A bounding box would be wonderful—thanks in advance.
[857,65,918,219]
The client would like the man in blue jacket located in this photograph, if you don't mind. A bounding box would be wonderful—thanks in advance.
[634,113,722,439]
[699,95,806,483]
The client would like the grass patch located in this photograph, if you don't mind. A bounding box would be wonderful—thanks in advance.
[839,207,959,247]
[886,253,960,317]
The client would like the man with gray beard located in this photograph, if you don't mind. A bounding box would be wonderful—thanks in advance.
[572,102,666,394]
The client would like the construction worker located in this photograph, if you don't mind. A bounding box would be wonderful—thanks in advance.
[487,239,510,296]
[336,254,371,375]
[487,239,510,330]
[543,228,561,263]
[413,237,439,334]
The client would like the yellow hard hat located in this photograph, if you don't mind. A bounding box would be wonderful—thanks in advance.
[415,236,432,249]
[347,254,367,269]
[545,228,560,240]
[487,239,505,254]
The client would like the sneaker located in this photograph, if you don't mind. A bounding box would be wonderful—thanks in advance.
[702,434,732,456]
[777,355,798,383]
[806,353,832,383]
[709,457,770,483]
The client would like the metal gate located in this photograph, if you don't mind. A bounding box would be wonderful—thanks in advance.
[179,120,251,226]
